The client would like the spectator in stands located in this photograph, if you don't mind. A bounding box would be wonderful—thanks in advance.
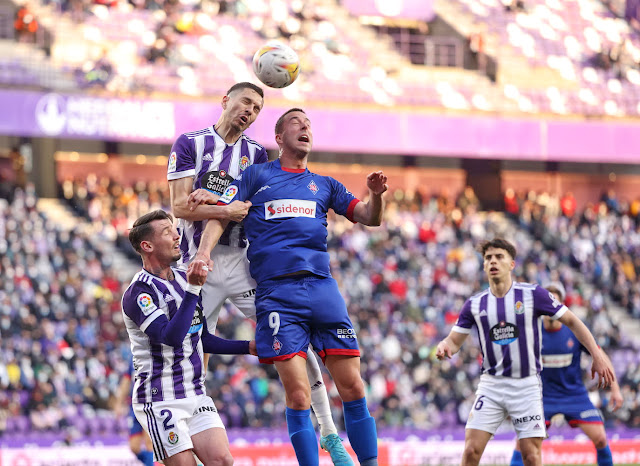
[14,3,39,43]
[560,191,577,218]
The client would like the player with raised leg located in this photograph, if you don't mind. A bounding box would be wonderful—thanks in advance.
[509,282,623,466]
[169,85,352,464]
[436,238,615,466]
[193,108,386,466]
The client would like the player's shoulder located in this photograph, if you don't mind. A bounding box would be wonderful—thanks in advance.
[469,287,490,301]
[241,133,266,150]
[123,270,155,297]
[182,127,213,139]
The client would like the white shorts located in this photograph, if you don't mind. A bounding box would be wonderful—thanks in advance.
[201,244,257,332]
[466,374,547,440]
[133,394,224,461]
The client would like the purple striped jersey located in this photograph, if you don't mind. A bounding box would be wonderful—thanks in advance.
[167,126,268,265]
[121,268,206,403]
[453,282,568,378]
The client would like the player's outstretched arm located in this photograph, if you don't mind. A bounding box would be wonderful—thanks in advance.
[436,331,468,360]
[170,178,250,222]
[601,349,623,410]
[352,171,388,226]
[559,310,615,388]
[193,218,228,269]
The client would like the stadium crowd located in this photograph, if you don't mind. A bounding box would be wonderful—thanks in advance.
[1,176,640,444]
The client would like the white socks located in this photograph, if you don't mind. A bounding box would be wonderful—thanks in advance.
[305,347,338,437]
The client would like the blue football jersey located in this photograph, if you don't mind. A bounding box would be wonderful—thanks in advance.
[540,324,589,399]
[217,159,360,283]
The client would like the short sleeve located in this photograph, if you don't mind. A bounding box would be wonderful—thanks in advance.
[217,165,258,205]
[452,299,474,334]
[533,285,568,320]
[122,282,165,331]
[328,177,360,222]
[167,134,196,181]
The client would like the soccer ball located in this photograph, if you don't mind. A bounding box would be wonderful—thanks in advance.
[252,42,300,89]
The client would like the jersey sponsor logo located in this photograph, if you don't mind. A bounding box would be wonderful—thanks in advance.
[490,321,519,345]
[137,293,155,314]
[242,289,256,298]
[239,155,251,171]
[200,170,234,195]
[193,405,218,415]
[515,301,525,314]
[273,337,282,355]
[541,353,573,368]
[337,328,357,339]
[188,306,204,334]
[168,152,177,173]
[307,180,319,194]
[203,152,214,162]
[264,199,316,219]
[220,185,238,203]
[513,414,541,425]
[168,431,179,444]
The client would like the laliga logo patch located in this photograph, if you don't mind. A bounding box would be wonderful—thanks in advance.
[239,155,250,171]
[168,431,179,445]
[272,337,282,355]
[137,293,153,311]
[168,152,177,173]
[515,301,524,314]
[307,180,319,194]
[219,185,238,203]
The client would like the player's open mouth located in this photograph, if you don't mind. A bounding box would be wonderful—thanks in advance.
[489,267,498,273]
[298,135,309,142]
[239,115,248,124]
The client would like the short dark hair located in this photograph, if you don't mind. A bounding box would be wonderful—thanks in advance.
[128,210,173,254]
[478,238,517,260]
[275,108,306,135]
[227,82,264,98]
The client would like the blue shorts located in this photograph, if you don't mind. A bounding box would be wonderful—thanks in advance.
[128,405,144,436]
[255,274,360,364]
[544,394,603,427]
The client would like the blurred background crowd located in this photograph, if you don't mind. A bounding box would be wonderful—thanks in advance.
[1,172,639,444]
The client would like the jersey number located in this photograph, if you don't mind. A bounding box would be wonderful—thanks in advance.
[160,409,175,430]
[269,312,280,336]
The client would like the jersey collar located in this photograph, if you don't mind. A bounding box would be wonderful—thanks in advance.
[274,158,306,173]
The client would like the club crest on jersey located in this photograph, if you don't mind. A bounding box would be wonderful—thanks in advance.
[168,152,177,173]
[515,301,524,314]
[239,155,251,171]
[567,339,574,348]
[273,337,282,355]
[137,293,154,313]
[168,431,179,444]
[307,180,319,194]
[219,185,238,203]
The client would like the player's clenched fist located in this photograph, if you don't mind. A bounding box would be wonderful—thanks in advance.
[186,259,209,286]
[366,171,388,195]
[225,200,252,223]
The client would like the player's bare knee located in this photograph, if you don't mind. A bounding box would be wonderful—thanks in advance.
[287,387,311,410]
[462,445,482,465]
[592,434,608,450]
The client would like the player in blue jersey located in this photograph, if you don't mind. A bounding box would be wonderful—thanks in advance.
[123,209,257,465]
[114,359,154,466]
[192,108,387,466]
[170,84,351,464]
[509,282,623,466]
[436,239,615,466]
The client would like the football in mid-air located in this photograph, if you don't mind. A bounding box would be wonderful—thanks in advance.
[252,42,300,89]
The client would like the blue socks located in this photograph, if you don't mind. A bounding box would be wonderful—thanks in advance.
[343,397,378,464]
[136,451,154,466]
[510,449,524,466]
[286,407,319,466]
[597,445,613,466]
